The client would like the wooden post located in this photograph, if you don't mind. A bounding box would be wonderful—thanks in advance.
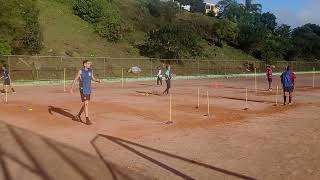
[5,85,8,104]
[121,68,124,88]
[63,68,66,92]
[313,67,315,88]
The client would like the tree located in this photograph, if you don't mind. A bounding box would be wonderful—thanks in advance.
[260,12,277,31]
[291,24,320,60]
[190,0,204,13]
[0,0,42,54]
[140,23,203,59]
[245,0,262,14]
[73,0,105,23]
[216,0,238,17]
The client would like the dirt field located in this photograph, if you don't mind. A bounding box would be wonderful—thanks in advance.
[0,74,320,180]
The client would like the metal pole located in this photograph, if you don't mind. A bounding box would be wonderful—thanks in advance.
[207,90,210,117]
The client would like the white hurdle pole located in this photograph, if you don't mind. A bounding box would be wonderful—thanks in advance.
[207,90,210,117]
[63,68,66,92]
[313,67,315,88]
[245,88,248,109]
[170,93,172,122]
[5,85,8,104]
[121,68,124,88]
[254,68,257,94]
[276,85,279,106]
[197,88,200,108]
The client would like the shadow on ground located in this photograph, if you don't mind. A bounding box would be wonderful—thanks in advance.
[0,120,147,180]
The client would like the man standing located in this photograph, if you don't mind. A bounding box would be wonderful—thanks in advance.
[70,60,101,125]
[281,66,296,105]
[163,64,173,96]
[156,66,163,86]
[0,65,16,94]
[266,65,273,91]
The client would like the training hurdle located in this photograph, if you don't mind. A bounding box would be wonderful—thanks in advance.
[121,68,124,88]
[5,85,8,104]
[196,87,200,109]
[63,68,66,92]
[313,67,315,88]
[207,91,210,117]
[166,93,173,124]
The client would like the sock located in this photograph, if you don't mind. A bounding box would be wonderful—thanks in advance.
[284,96,287,104]
[289,96,292,103]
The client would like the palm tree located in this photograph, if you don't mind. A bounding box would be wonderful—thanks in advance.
[245,0,262,14]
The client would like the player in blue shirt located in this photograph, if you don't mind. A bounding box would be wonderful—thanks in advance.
[0,64,16,94]
[70,60,101,125]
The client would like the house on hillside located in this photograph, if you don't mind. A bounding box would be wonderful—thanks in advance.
[160,0,190,11]
[204,3,219,16]
[160,0,219,16]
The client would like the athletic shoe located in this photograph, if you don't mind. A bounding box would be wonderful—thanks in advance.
[72,115,81,122]
[86,117,92,125]
[288,102,292,105]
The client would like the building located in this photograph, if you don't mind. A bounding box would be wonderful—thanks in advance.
[204,3,219,16]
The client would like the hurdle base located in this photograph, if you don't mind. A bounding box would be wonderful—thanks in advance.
[165,121,174,125]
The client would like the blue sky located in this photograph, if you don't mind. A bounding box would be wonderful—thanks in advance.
[205,0,320,27]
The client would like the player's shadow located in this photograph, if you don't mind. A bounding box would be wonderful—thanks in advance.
[92,134,258,180]
[48,106,79,122]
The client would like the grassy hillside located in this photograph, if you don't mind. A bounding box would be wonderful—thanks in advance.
[36,0,257,61]
[37,0,140,57]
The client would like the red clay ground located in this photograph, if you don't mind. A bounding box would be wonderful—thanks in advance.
[0,74,320,180]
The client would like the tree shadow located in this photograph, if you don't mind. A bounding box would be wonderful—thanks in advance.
[93,134,258,180]
[0,121,146,180]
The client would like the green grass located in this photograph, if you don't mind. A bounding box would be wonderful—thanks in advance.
[37,0,141,57]
[36,0,258,62]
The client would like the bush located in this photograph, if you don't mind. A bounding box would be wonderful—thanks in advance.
[72,0,104,23]
[23,5,42,54]
[94,14,129,42]
[0,37,11,55]
[140,23,203,59]
[0,0,42,54]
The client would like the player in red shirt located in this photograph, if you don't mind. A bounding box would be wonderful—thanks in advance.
[266,66,273,91]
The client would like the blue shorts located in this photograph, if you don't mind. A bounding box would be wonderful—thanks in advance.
[283,86,294,93]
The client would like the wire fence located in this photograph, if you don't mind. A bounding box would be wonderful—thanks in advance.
[0,55,320,82]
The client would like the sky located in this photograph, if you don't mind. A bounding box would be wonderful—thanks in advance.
[205,0,320,27]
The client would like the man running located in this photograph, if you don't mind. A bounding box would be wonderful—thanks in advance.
[266,65,273,91]
[70,60,101,125]
[281,66,296,105]
[0,64,16,94]
[163,64,173,96]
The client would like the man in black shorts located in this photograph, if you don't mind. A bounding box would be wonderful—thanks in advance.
[0,65,16,94]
